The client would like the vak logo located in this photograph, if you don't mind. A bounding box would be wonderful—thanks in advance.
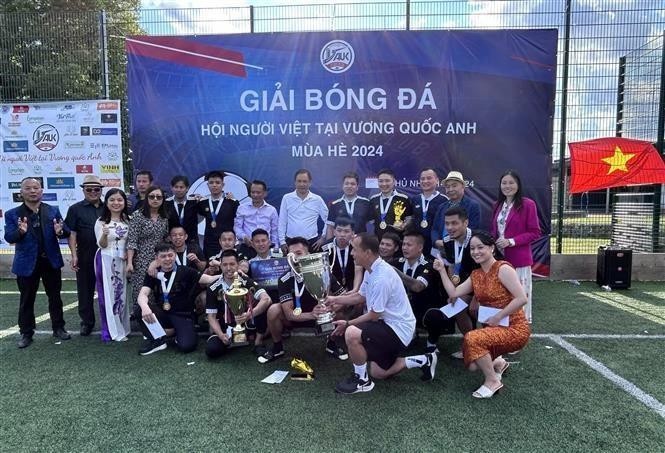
[76,164,94,174]
[33,124,59,151]
[101,164,120,173]
[320,40,355,74]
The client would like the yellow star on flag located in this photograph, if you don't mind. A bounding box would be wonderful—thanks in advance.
[601,146,635,174]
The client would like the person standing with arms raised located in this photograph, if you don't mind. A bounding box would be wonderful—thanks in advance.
[4,177,71,348]
[197,170,239,259]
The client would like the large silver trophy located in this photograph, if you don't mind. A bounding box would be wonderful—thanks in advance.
[287,249,336,336]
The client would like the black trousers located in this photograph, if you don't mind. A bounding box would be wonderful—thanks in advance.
[139,310,198,353]
[422,308,456,343]
[76,249,97,328]
[16,256,65,336]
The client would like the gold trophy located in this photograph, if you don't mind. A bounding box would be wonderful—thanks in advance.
[393,200,406,230]
[224,272,249,346]
[287,249,336,336]
[290,358,314,381]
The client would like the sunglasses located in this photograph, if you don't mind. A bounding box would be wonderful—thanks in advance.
[84,187,102,193]
[148,194,163,200]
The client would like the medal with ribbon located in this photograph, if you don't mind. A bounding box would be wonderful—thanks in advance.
[336,243,349,287]
[175,248,187,266]
[293,278,305,316]
[160,266,177,311]
[452,228,471,285]
[174,199,185,224]
[379,192,395,230]
[420,192,438,228]
[208,196,223,228]
[345,197,356,217]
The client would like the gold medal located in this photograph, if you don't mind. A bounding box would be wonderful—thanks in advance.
[163,302,171,311]
[293,307,302,316]
[210,220,217,228]
[420,219,428,228]
[451,275,460,285]
[379,221,387,230]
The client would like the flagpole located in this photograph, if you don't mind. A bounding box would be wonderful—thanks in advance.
[556,0,572,254]
[653,31,665,252]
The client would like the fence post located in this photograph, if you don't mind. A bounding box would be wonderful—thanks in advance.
[405,0,410,31]
[250,5,255,33]
[555,0,572,253]
[653,31,665,252]
[99,10,110,100]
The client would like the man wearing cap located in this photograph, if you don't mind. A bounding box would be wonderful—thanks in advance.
[65,175,105,336]
[430,171,481,254]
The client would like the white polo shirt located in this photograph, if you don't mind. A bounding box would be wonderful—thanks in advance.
[359,257,416,346]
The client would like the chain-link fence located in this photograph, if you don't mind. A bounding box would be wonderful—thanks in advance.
[1,0,664,254]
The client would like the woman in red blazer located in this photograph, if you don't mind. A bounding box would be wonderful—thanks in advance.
[490,170,541,323]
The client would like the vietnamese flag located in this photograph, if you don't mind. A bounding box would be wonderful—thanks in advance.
[568,137,665,193]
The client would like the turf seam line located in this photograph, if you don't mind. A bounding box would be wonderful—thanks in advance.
[0,301,78,339]
[549,334,665,420]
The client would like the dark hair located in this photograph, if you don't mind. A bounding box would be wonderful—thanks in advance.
[250,180,267,191]
[136,170,153,182]
[381,232,401,247]
[445,205,468,221]
[141,186,168,219]
[294,169,312,181]
[170,175,190,187]
[403,230,424,246]
[286,236,310,251]
[335,216,355,230]
[220,230,236,238]
[471,230,496,248]
[169,225,187,234]
[205,170,226,181]
[99,188,129,223]
[419,167,440,178]
[154,242,175,255]
[377,168,395,179]
[493,170,524,218]
[355,232,379,254]
[342,171,359,183]
[20,176,43,187]
[251,228,269,239]
[220,249,239,261]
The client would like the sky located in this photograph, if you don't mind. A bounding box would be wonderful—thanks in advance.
[135,0,665,159]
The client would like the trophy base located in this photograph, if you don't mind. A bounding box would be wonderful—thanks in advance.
[315,321,335,336]
[232,330,248,346]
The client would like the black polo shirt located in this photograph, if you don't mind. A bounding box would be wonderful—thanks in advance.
[174,241,206,271]
[143,266,201,313]
[322,239,356,291]
[278,271,344,314]
[391,256,442,311]
[369,191,413,239]
[197,197,239,257]
[326,196,372,233]
[441,234,479,284]
[205,275,266,327]
[65,199,104,253]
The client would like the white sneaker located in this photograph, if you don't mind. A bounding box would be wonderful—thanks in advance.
[450,350,464,360]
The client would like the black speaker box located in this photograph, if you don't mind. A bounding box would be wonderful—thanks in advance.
[596,247,632,289]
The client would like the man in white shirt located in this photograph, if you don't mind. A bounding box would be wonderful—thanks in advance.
[278,169,328,254]
[325,233,438,394]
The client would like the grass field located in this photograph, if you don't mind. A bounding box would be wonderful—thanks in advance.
[1,278,664,452]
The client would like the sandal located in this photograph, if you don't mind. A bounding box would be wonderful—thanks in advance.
[496,361,510,380]
[472,384,503,399]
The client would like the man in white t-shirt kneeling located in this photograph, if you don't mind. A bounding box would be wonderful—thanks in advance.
[325,233,438,394]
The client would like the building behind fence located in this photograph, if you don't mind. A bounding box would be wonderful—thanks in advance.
[1,0,664,253]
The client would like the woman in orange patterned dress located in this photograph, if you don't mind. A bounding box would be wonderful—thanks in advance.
[433,231,530,398]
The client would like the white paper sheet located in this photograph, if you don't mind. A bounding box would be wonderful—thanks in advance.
[143,318,167,338]
[440,298,468,318]
[261,370,289,384]
[477,306,509,327]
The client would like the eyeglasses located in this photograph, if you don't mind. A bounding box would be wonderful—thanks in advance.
[148,194,163,200]
[84,187,102,193]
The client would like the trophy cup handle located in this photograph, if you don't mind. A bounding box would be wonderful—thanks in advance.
[286,252,303,280]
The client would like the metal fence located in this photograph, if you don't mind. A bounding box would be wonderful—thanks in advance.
[1,0,664,254]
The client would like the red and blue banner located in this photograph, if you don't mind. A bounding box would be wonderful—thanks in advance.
[127,30,556,274]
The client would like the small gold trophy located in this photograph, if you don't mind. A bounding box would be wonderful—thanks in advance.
[393,200,406,230]
[224,272,249,346]
[290,358,314,381]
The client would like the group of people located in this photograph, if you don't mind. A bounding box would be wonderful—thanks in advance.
[4,165,541,398]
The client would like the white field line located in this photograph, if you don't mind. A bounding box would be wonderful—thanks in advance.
[0,291,78,295]
[550,335,665,420]
[0,301,78,339]
[579,292,665,326]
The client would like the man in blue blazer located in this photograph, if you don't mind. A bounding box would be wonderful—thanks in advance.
[4,177,72,348]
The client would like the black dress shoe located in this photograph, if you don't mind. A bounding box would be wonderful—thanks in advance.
[53,328,72,340]
[80,325,93,336]
[17,334,33,349]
